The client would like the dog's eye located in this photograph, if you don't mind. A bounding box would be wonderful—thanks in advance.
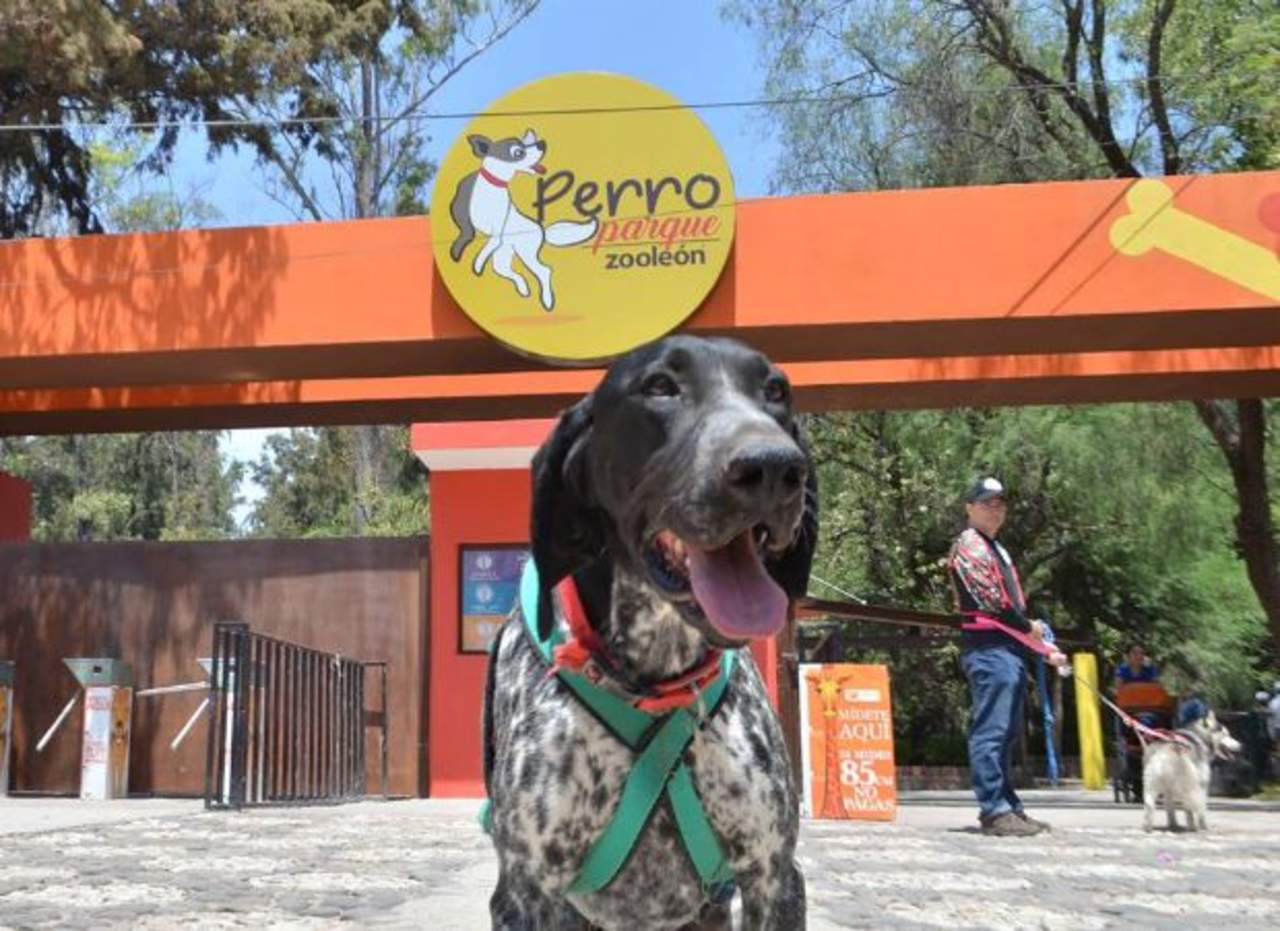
[512,146,525,159]
[640,373,680,399]
[764,377,789,404]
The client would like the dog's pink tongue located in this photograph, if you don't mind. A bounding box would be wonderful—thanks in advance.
[687,532,788,639]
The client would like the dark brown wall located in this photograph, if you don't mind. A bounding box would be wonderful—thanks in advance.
[0,537,428,797]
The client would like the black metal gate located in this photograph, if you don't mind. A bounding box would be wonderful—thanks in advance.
[205,622,388,809]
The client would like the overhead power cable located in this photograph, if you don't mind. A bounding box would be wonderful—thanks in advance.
[0,71,1237,134]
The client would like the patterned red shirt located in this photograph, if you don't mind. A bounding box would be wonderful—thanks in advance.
[948,527,1030,632]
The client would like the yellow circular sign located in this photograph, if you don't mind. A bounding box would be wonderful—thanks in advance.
[430,72,736,364]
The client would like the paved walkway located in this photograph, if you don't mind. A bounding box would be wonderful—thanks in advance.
[0,791,1277,929]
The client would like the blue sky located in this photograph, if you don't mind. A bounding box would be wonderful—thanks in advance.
[212,0,779,519]
[184,0,779,232]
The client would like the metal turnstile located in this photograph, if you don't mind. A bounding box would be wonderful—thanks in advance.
[37,659,134,799]
[0,660,13,796]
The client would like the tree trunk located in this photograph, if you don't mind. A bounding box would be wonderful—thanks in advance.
[356,56,378,219]
[350,54,382,536]
[1195,399,1280,652]
[73,434,92,541]
[948,0,1280,651]
[352,426,382,535]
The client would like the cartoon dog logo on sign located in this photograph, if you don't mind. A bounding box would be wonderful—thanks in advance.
[448,129,597,311]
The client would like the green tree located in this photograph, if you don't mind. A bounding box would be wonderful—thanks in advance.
[234,1,540,222]
[234,2,537,536]
[1,433,241,541]
[3,3,537,536]
[86,141,222,233]
[0,1,539,237]
[0,0,341,238]
[247,427,428,538]
[731,0,1280,654]
[0,132,237,541]
[805,402,1268,752]
[933,0,1280,654]
[726,0,1100,194]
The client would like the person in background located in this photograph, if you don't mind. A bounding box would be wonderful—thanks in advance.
[1176,693,1209,728]
[949,476,1051,838]
[1115,644,1159,684]
[1268,681,1280,743]
[1246,690,1273,783]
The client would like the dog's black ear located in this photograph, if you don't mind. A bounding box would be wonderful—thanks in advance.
[766,421,819,600]
[468,134,491,156]
[530,396,603,639]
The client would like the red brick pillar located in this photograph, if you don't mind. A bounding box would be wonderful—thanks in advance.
[0,472,32,541]
[413,421,550,798]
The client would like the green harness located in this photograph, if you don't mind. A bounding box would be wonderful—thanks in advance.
[482,561,738,899]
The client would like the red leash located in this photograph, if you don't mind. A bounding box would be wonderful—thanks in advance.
[961,614,1188,748]
[961,613,1068,664]
[1075,674,1191,748]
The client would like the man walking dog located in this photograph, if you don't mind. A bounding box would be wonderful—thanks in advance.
[949,477,1052,837]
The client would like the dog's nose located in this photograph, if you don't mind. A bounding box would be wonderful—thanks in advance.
[725,443,807,506]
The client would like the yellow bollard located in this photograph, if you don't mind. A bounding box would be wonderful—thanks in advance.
[1073,653,1106,790]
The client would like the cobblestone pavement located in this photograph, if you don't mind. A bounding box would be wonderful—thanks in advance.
[0,792,1277,929]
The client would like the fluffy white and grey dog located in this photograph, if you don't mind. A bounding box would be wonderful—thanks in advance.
[1142,710,1241,832]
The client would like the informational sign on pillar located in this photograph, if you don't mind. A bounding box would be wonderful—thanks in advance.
[798,663,898,821]
[0,660,14,796]
[459,545,529,653]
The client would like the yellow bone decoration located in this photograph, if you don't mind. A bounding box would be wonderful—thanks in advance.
[1110,178,1280,301]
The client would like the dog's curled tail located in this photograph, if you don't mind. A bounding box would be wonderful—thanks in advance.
[544,218,598,247]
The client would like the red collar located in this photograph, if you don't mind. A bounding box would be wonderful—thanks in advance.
[552,576,724,714]
[478,166,508,188]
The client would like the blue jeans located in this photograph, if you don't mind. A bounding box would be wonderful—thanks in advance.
[961,646,1026,820]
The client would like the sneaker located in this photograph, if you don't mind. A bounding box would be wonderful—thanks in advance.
[1017,811,1052,832]
[980,812,1044,837]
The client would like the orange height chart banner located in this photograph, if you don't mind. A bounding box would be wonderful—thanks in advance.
[798,664,898,821]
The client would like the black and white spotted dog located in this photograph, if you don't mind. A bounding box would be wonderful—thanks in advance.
[482,335,818,930]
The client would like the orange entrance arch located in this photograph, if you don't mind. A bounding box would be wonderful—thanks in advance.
[2,172,1278,433]
[1,171,1277,796]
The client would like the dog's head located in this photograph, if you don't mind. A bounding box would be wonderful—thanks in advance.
[530,335,818,647]
[467,129,547,182]
[1189,710,1242,761]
